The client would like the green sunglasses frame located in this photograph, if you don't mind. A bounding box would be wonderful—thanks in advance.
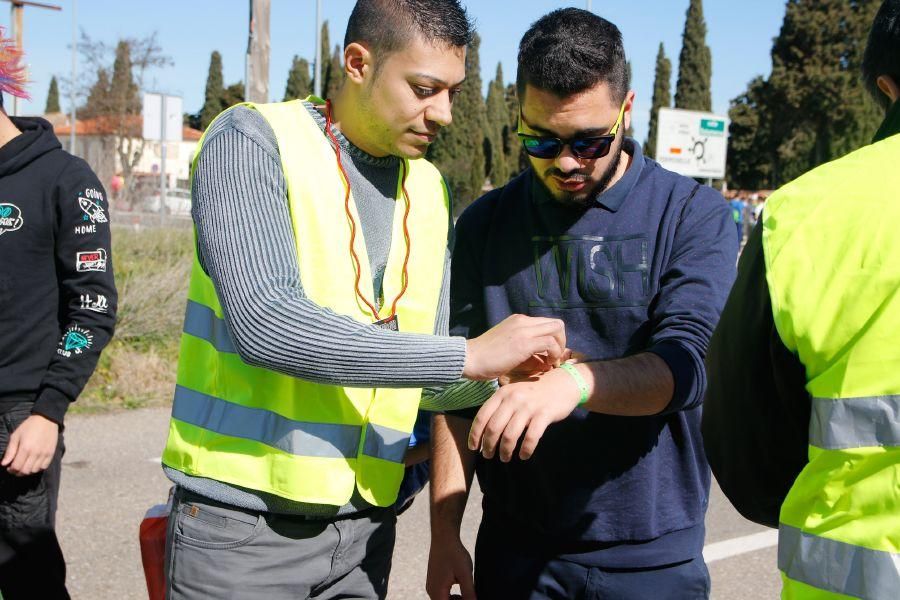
[517,98,628,159]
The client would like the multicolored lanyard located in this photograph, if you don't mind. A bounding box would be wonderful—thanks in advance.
[324,99,412,330]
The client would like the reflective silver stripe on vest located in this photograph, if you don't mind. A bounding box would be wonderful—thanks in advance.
[810,395,900,449]
[182,300,237,354]
[779,524,900,599]
[172,385,361,458]
[362,423,410,464]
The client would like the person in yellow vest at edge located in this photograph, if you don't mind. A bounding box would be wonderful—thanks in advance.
[160,1,567,598]
[703,2,900,598]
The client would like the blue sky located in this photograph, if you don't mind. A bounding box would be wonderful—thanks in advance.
[12,0,786,143]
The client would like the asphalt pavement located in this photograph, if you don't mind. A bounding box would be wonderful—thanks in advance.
[53,407,781,599]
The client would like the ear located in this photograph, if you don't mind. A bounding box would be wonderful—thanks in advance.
[876,75,900,105]
[344,42,371,85]
[623,90,636,133]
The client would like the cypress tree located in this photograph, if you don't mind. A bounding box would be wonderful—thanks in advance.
[200,51,225,130]
[645,43,672,159]
[624,61,634,138]
[727,76,776,189]
[325,45,345,100]
[766,0,880,182]
[485,63,510,186]
[109,40,140,115]
[504,83,528,174]
[674,0,712,111]
[284,56,312,101]
[313,21,332,98]
[427,33,487,214]
[223,81,245,108]
[45,76,61,113]
[80,68,111,119]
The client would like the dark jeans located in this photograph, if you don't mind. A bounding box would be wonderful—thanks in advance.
[474,517,710,600]
[0,401,68,600]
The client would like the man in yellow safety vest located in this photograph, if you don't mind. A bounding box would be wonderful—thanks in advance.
[161,1,566,598]
[704,2,900,598]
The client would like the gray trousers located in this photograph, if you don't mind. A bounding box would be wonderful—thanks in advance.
[165,489,396,599]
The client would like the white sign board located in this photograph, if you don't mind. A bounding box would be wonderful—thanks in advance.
[655,108,729,179]
[142,93,183,143]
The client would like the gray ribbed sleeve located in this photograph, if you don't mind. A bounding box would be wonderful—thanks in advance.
[191,106,468,388]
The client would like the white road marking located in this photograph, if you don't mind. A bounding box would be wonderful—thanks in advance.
[148,457,162,464]
[703,529,779,563]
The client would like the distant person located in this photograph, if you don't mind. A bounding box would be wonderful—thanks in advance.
[160,1,565,599]
[729,192,745,243]
[704,1,900,597]
[0,32,117,599]
[427,10,736,599]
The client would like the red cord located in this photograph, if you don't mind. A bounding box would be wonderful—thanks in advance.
[324,100,411,321]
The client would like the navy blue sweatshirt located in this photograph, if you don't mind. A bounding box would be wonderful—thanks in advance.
[451,141,737,568]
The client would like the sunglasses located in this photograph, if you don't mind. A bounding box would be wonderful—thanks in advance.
[518,98,628,160]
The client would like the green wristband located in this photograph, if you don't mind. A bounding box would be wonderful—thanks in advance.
[559,363,589,406]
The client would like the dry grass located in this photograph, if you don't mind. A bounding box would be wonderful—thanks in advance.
[75,227,193,413]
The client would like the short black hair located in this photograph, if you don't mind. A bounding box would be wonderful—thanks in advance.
[344,0,474,58]
[517,8,629,104]
[863,0,900,110]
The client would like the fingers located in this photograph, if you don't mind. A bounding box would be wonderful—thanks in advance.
[19,452,41,477]
[458,570,477,600]
[524,335,564,367]
[469,389,517,459]
[478,401,516,460]
[8,444,31,476]
[468,390,504,451]
[1,432,19,468]
[519,414,552,460]
[522,318,566,354]
[498,411,530,463]
[425,576,452,600]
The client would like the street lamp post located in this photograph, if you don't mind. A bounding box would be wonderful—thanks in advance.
[0,0,62,116]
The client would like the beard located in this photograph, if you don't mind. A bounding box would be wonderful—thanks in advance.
[537,134,625,207]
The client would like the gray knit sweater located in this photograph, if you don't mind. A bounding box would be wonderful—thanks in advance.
[164,103,492,516]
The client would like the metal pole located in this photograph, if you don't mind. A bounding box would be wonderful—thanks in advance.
[69,0,76,154]
[244,0,251,102]
[313,0,321,98]
[586,0,592,11]
[160,94,167,223]
[10,3,21,115]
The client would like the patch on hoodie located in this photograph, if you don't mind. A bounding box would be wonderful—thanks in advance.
[78,189,108,225]
[76,248,107,272]
[0,203,23,236]
[57,325,94,357]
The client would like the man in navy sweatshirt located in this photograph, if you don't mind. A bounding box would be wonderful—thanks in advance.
[427,9,737,600]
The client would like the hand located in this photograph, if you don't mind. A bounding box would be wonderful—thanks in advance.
[426,534,476,600]
[468,366,582,462]
[497,349,591,386]
[463,314,566,381]
[2,414,60,476]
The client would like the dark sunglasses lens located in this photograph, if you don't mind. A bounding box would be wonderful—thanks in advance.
[522,137,561,159]
[572,136,614,159]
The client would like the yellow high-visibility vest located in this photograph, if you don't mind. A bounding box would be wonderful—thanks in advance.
[762,132,900,599]
[162,98,449,507]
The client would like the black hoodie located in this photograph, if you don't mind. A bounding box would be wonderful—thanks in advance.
[0,116,116,424]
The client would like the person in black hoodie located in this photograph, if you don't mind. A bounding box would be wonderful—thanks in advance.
[0,36,116,599]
